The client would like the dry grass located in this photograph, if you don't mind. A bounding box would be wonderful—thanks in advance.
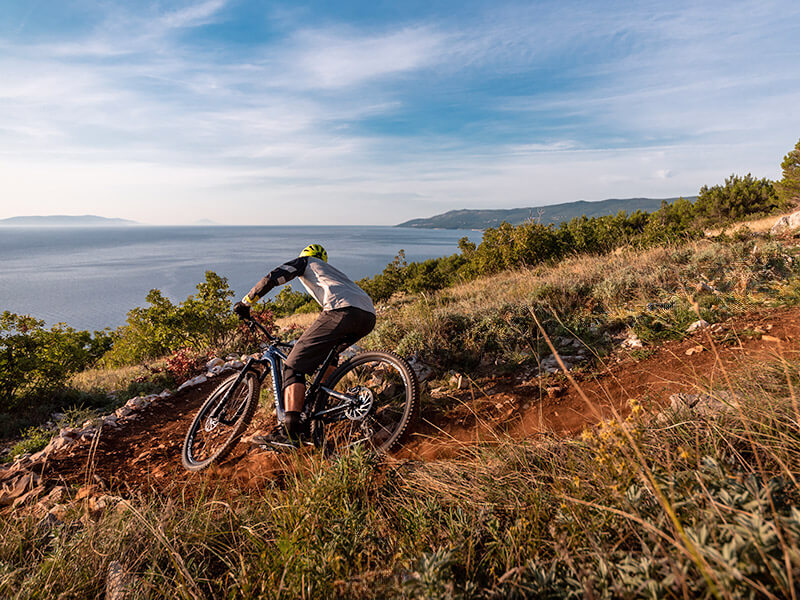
[275,311,319,330]
[704,209,793,236]
[70,362,157,393]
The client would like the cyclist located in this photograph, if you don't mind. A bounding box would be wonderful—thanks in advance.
[233,244,376,446]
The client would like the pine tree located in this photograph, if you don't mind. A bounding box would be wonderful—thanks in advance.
[775,137,800,206]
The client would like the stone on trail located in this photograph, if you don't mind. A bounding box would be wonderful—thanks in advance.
[669,392,736,416]
[771,210,800,234]
[686,319,710,333]
[206,357,224,370]
[178,374,207,391]
[621,334,643,349]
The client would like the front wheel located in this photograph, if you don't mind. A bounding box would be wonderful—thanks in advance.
[312,351,419,455]
[181,371,261,471]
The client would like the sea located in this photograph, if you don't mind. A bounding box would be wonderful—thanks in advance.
[0,226,481,331]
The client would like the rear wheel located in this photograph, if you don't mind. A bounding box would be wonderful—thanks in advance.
[181,371,261,471]
[312,351,418,455]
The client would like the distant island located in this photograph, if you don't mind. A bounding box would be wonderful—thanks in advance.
[0,215,140,227]
[397,196,696,229]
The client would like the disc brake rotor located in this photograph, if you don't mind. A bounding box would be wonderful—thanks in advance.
[344,387,374,420]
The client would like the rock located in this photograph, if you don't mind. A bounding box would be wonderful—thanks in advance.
[621,334,643,349]
[541,354,582,373]
[103,414,119,427]
[771,210,800,234]
[407,355,435,382]
[449,373,469,390]
[115,406,133,418]
[159,390,172,399]
[0,471,40,506]
[106,561,137,600]
[687,320,710,333]
[82,419,95,429]
[12,484,46,509]
[38,486,67,509]
[59,427,80,439]
[177,374,207,391]
[546,385,564,398]
[47,503,70,522]
[685,345,704,356]
[44,435,70,454]
[669,392,735,416]
[88,494,124,517]
[206,357,225,370]
[75,484,99,501]
[125,397,143,409]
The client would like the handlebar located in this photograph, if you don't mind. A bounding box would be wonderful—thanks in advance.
[242,317,293,348]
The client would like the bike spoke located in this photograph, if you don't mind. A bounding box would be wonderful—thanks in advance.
[185,373,257,466]
[319,355,413,455]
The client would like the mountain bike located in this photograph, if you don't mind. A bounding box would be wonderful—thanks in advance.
[181,317,419,471]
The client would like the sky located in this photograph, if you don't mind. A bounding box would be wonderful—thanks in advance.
[1,0,799,226]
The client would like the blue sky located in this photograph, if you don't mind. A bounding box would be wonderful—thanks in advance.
[1,0,799,225]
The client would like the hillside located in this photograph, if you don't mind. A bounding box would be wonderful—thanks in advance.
[397,196,695,229]
[0,215,139,226]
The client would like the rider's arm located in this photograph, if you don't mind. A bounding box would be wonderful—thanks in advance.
[241,256,308,306]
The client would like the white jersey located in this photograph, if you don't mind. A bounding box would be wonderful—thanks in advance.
[244,255,375,314]
[298,257,375,314]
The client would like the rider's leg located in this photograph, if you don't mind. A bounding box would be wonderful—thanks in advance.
[285,382,305,412]
[281,308,376,438]
[282,367,306,437]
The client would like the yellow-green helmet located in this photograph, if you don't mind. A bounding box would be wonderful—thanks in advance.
[300,243,328,262]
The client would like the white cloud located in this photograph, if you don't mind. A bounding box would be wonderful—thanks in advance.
[287,26,448,89]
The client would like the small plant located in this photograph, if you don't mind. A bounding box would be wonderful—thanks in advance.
[164,347,205,381]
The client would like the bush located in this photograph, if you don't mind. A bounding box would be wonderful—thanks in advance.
[696,173,785,223]
[0,311,112,412]
[261,287,319,317]
[104,271,237,366]
[776,137,800,206]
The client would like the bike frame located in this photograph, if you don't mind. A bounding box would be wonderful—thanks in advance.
[211,319,357,426]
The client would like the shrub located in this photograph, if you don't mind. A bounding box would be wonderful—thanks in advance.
[261,287,319,317]
[776,137,800,206]
[696,173,785,223]
[104,271,237,366]
[164,348,206,381]
[0,311,112,412]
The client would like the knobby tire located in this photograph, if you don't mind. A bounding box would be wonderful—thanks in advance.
[181,371,261,471]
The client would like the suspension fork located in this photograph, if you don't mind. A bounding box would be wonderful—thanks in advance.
[209,358,258,420]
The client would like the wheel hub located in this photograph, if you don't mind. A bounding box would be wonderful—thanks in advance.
[345,387,374,420]
[204,417,219,432]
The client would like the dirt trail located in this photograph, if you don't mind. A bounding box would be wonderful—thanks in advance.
[36,305,800,495]
[400,305,800,459]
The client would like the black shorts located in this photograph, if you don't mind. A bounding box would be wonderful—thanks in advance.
[284,307,376,376]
